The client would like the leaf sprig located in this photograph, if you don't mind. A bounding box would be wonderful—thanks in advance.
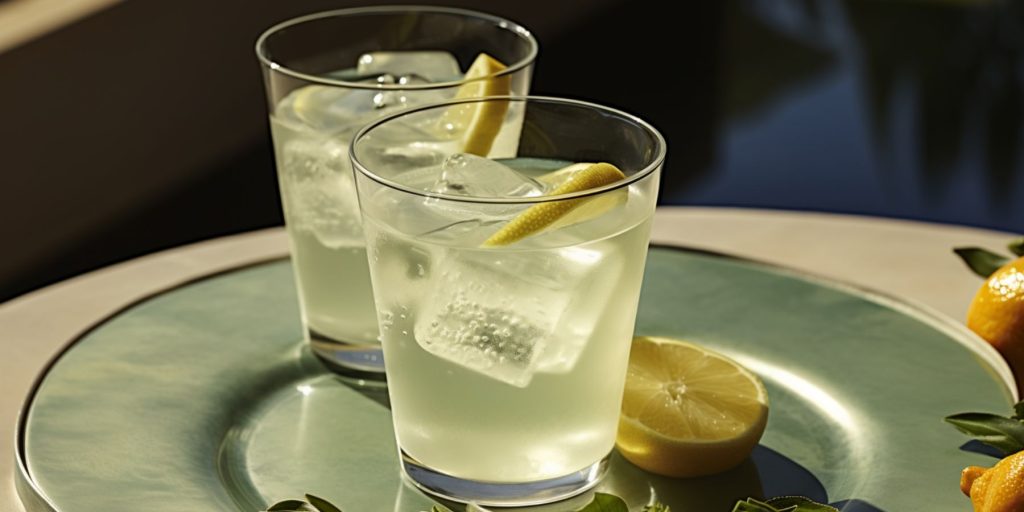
[572,493,670,511]
[944,400,1024,455]
[954,237,1023,278]
[266,494,342,512]
[731,496,838,512]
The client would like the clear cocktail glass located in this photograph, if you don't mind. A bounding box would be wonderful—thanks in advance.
[350,96,665,505]
[256,7,538,379]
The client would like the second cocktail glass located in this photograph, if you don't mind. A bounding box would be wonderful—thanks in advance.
[351,96,665,505]
[256,7,538,378]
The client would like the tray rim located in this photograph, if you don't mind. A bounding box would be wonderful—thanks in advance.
[14,243,1016,511]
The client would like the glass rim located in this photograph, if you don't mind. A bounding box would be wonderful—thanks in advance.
[255,5,539,91]
[350,95,667,205]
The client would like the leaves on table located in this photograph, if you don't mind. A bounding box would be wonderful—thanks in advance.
[945,401,1024,456]
[945,413,1024,455]
[305,494,343,512]
[1009,238,1024,257]
[732,496,837,512]
[732,498,779,512]
[266,499,312,511]
[766,496,839,511]
[577,493,630,512]
[954,247,1011,278]
[264,495,342,512]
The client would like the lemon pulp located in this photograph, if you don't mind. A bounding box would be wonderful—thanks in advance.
[616,336,769,478]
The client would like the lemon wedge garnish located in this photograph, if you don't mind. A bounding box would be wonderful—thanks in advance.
[438,53,512,156]
[482,162,626,247]
[616,336,769,478]
[536,163,629,232]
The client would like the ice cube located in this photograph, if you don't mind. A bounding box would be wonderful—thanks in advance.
[432,154,544,198]
[413,245,623,387]
[279,137,364,248]
[353,156,519,244]
[357,51,462,82]
[362,73,450,114]
[355,118,450,173]
[277,84,381,132]
[366,157,537,243]
[277,73,454,133]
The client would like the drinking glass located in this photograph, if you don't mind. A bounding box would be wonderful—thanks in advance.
[255,6,538,378]
[350,96,665,505]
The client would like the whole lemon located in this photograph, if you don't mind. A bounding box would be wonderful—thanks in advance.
[967,257,1024,394]
[961,450,1024,511]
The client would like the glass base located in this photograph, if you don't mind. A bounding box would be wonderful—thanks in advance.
[400,449,610,507]
[309,329,386,385]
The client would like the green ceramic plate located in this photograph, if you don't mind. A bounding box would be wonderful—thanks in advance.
[16,247,1014,512]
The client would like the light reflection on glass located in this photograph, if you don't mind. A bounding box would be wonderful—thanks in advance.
[562,246,602,264]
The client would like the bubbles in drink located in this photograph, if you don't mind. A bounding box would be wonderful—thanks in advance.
[412,244,622,387]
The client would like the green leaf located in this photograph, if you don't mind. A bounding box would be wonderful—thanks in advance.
[266,501,309,509]
[731,498,782,512]
[954,247,1010,278]
[577,492,629,512]
[1009,238,1024,257]
[641,502,670,512]
[1013,401,1024,420]
[304,494,343,512]
[732,497,838,512]
[767,496,838,511]
[944,413,1024,454]
[266,500,310,512]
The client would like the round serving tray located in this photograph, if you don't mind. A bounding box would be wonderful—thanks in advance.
[16,246,1014,511]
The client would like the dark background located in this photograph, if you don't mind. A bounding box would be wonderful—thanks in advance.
[2,0,1023,302]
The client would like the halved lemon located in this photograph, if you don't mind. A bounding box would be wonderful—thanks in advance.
[616,336,769,478]
[481,162,626,247]
[437,53,512,156]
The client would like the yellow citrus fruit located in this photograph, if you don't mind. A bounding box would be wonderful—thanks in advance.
[481,162,626,247]
[616,336,769,478]
[437,53,511,156]
[961,450,1024,511]
[966,257,1024,394]
[535,162,629,232]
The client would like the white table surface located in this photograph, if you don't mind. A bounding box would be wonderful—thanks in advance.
[1,206,1016,510]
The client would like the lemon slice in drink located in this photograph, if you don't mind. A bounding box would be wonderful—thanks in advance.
[617,336,769,478]
[481,162,627,247]
[437,53,512,156]
[537,163,628,232]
